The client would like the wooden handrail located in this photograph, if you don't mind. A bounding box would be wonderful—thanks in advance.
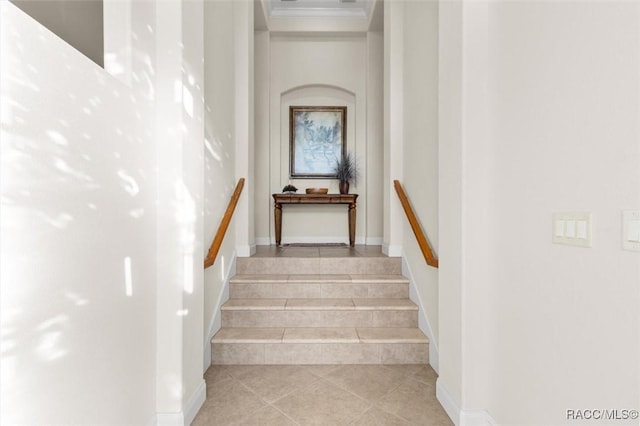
[204,178,245,269]
[393,180,439,268]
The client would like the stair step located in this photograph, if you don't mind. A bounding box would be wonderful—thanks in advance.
[230,274,410,299]
[221,298,418,311]
[211,327,429,365]
[236,257,402,275]
[222,309,418,328]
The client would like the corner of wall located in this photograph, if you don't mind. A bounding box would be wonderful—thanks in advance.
[155,379,205,426]
[402,254,439,373]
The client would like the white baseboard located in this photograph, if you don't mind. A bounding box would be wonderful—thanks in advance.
[155,379,206,426]
[255,237,271,246]
[436,379,496,426]
[382,243,403,257]
[401,254,439,373]
[460,410,497,426]
[365,237,383,245]
[156,413,183,426]
[203,251,237,372]
[184,379,206,426]
[436,379,461,426]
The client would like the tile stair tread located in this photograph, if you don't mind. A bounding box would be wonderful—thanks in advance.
[212,327,427,344]
[221,298,418,311]
[230,274,409,284]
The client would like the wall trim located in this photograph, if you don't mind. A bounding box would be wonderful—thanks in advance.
[365,237,383,245]
[436,379,496,426]
[155,413,182,426]
[184,379,207,426]
[401,253,439,373]
[255,237,271,246]
[203,251,237,372]
[154,379,206,426]
[382,243,402,257]
[460,410,497,426]
[436,379,461,426]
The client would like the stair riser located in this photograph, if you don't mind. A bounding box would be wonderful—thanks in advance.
[237,257,402,275]
[222,311,418,328]
[230,283,409,299]
[211,342,428,365]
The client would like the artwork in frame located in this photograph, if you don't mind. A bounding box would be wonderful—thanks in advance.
[289,106,346,178]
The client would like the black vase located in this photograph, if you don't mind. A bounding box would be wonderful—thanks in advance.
[339,181,350,194]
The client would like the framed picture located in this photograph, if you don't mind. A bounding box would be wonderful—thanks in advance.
[289,106,346,178]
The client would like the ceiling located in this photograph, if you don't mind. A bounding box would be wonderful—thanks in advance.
[264,0,375,19]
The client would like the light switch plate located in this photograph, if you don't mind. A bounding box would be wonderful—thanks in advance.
[552,212,592,247]
[622,210,640,252]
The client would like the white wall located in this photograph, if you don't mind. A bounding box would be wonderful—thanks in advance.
[1,1,208,423]
[438,1,640,424]
[202,0,238,371]
[254,33,383,245]
[1,2,157,424]
[401,0,440,358]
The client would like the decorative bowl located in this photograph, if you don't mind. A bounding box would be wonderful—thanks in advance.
[305,188,328,194]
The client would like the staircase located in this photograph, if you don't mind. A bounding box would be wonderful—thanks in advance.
[211,247,429,365]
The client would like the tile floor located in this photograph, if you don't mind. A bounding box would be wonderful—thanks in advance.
[192,364,453,425]
[252,244,387,258]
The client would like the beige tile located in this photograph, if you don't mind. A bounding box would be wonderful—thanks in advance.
[372,311,418,327]
[321,283,368,298]
[222,311,271,327]
[230,283,273,299]
[280,247,320,257]
[231,365,320,404]
[350,274,409,283]
[318,247,360,257]
[357,327,428,344]
[222,298,287,310]
[322,343,380,364]
[318,258,347,274]
[269,311,372,327]
[351,407,410,425]
[368,284,409,299]
[341,258,368,274]
[325,365,407,402]
[285,298,355,310]
[237,258,278,274]
[271,283,322,298]
[275,257,320,274]
[212,327,284,343]
[412,364,439,384]
[282,327,359,343]
[192,379,266,425]
[380,344,429,364]
[235,405,298,425]
[302,365,343,377]
[211,343,265,365]
[288,274,351,283]
[366,258,402,274]
[264,343,323,364]
[377,378,452,425]
[231,274,288,283]
[253,245,284,257]
[353,298,417,310]
[203,365,234,386]
[273,379,370,425]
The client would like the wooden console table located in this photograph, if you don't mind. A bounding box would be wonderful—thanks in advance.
[272,193,358,247]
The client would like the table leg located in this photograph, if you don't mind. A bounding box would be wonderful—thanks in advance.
[274,203,282,246]
[348,202,356,247]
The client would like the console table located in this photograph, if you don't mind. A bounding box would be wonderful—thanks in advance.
[272,193,358,247]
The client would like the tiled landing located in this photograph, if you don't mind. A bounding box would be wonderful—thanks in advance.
[193,364,453,425]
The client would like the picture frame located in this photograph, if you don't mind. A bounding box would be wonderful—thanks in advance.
[289,106,346,178]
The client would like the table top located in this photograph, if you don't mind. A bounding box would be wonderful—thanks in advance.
[273,193,358,204]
